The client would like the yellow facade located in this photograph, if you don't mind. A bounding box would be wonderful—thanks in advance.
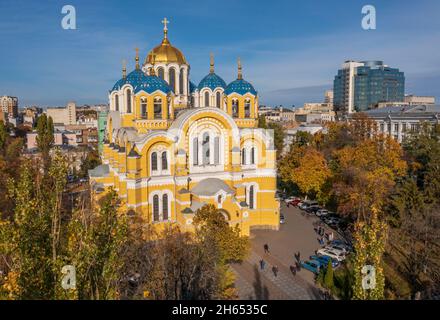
[89,20,279,236]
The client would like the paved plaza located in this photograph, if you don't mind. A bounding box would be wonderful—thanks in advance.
[232,203,333,300]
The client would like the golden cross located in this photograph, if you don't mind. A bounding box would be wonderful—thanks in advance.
[161,17,169,31]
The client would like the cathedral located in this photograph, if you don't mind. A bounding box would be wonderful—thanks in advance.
[89,19,280,236]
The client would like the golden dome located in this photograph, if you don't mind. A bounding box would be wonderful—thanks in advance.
[144,18,187,65]
[145,39,187,65]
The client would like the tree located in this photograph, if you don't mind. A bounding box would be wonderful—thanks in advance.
[257,114,267,129]
[64,189,128,299]
[324,260,334,290]
[36,114,54,169]
[0,120,7,151]
[267,122,285,159]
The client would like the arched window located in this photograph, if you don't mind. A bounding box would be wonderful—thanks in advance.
[162,194,169,221]
[202,133,210,165]
[193,137,198,165]
[216,92,221,108]
[250,147,255,165]
[151,152,158,171]
[154,97,162,119]
[161,152,168,171]
[214,136,220,165]
[179,68,184,95]
[249,185,255,209]
[242,148,246,165]
[153,195,160,221]
[169,68,176,93]
[158,67,164,80]
[126,89,132,113]
[244,99,251,117]
[232,99,239,117]
[141,97,147,118]
[204,91,210,107]
[115,94,119,111]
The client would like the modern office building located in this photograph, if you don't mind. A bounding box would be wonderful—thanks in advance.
[333,61,405,114]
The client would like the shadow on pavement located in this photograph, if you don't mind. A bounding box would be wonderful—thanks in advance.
[252,265,269,300]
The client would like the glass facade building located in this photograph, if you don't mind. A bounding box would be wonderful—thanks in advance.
[333,61,405,113]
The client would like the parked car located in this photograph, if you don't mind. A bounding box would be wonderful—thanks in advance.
[310,255,339,269]
[284,196,298,204]
[288,198,302,207]
[306,205,322,214]
[325,244,348,255]
[328,241,352,253]
[301,260,322,274]
[299,201,318,210]
[323,216,343,228]
[316,209,329,217]
[280,214,285,224]
[317,248,346,262]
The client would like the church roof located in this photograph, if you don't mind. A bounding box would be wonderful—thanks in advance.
[111,69,172,94]
[198,73,227,91]
[225,79,257,96]
[191,178,234,197]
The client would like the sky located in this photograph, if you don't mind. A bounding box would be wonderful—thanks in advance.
[1,0,439,108]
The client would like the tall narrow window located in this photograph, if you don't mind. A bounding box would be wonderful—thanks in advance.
[214,136,220,165]
[169,68,176,93]
[179,68,184,95]
[216,92,221,108]
[193,137,198,165]
[154,98,162,119]
[202,133,210,165]
[161,152,168,171]
[126,89,132,113]
[244,99,251,117]
[242,148,246,165]
[249,186,255,209]
[153,195,159,222]
[250,147,255,165]
[158,67,164,80]
[141,97,147,118]
[115,94,119,111]
[204,91,210,107]
[151,152,158,171]
[162,194,169,221]
[232,99,239,117]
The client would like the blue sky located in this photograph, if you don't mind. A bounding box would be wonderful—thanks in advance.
[1,0,439,107]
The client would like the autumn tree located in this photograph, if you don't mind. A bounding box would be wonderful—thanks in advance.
[0,120,7,151]
[36,114,54,169]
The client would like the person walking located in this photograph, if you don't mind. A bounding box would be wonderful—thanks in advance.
[290,265,296,276]
[264,243,270,254]
[272,265,278,277]
[259,259,265,271]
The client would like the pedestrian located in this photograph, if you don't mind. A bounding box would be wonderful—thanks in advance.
[290,265,296,276]
[297,251,301,261]
[264,243,270,254]
[259,259,265,271]
[329,232,334,242]
[272,265,278,277]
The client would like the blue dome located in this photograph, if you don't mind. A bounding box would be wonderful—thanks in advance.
[111,69,171,94]
[198,73,227,91]
[225,79,257,96]
[189,81,197,93]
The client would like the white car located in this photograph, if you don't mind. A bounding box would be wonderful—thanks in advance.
[326,244,349,255]
[284,196,298,204]
[317,248,346,262]
[316,209,329,217]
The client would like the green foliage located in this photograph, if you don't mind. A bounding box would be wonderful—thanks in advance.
[324,260,334,289]
[36,114,54,168]
[0,120,7,151]
[267,122,285,159]
[79,148,101,178]
[257,114,267,129]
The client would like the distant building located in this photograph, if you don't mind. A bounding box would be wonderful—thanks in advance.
[295,91,336,123]
[47,101,77,125]
[283,124,325,153]
[26,130,77,150]
[333,61,405,114]
[0,96,19,122]
[349,104,440,143]
[404,95,435,105]
[64,124,98,146]
[257,106,295,123]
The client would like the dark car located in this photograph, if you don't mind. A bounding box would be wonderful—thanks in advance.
[306,205,321,213]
